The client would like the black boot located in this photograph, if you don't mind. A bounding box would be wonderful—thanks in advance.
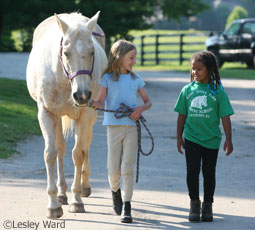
[201,202,213,222]
[189,200,201,222]
[111,189,123,215]
[121,201,133,223]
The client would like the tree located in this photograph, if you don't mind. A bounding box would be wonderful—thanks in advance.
[0,0,78,50]
[0,0,209,51]
[240,0,255,17]
[159,0,209,22]
[225,5,248,28]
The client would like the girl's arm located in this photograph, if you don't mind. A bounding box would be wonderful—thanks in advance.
[221,115,233,156]
[89,85,107,109]
[177,113,186,154]
[129,87,152,121]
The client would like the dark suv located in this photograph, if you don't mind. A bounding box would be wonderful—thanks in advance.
[206,18,255,68]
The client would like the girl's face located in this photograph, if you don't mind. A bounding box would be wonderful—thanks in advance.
[120,49,137,74]
[191,60,209,83]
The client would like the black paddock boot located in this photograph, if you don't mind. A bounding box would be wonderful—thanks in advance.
[121,201,133,223]
[189,200,201,222]
[201,202,213,222]
[111,189,123,215]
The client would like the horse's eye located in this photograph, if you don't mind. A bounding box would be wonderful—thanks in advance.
[64,51,69,57]
[91,51,94,56]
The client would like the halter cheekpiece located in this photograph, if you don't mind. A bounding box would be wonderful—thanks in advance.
[59,31,104,81]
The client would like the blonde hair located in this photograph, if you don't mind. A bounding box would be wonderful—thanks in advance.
[103,39,137,81]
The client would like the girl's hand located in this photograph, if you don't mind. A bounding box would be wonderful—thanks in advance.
[129,106,143,121]
[177,137,185,154]
[224,140,233,156]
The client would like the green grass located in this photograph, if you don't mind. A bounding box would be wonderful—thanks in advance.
[0,78,41,158]
[131,29,255,80]
[129,29,208,65]
[134,62,255,79]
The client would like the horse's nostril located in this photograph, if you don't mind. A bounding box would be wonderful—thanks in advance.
[73,92,79,101]
[86,91,92,100]
[73,90,91,105]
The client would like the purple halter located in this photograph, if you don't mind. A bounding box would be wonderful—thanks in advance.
[59,31,104,81]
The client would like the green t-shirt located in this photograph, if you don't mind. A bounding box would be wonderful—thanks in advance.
[174,81,234,149]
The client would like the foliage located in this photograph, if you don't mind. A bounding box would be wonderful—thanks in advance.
[0,78,41,158]
[225,5,248,28]
[0,0,209,52]
[159,0,209,22]
[11,29,33,52]
[240,0,255,17]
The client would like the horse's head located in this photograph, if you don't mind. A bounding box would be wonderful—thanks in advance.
[55,12,100,106]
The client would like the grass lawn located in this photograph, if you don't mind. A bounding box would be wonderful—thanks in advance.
[130,29,255,80]
[0,78,41,158]
[134,62,255,80]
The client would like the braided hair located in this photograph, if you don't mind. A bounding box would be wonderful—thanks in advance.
[190,51,223,94]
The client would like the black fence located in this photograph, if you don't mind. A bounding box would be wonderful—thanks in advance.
[133,33,208,66]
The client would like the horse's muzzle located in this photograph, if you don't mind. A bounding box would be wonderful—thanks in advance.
[73,90,92,106]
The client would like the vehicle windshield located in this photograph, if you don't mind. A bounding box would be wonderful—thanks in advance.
[225,22,240,35]
[242,22,255,35]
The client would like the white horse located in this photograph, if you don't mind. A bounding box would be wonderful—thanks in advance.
[26,12,107,218]
[191,95,207,109]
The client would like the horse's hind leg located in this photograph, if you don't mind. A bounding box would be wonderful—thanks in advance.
[56,119,68,205]
[38,107,63,218]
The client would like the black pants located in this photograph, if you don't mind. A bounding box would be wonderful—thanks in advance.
[184,139,219,203]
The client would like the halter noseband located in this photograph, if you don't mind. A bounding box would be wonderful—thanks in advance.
[59,31,104,81]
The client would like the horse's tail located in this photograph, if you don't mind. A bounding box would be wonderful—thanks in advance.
[61,115,74,138]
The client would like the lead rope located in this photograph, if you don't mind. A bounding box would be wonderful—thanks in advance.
[94,103,154,183]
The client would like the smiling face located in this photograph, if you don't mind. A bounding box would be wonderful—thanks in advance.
[191,60,209,83]
[120,48,137,74]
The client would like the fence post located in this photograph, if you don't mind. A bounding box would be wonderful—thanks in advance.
[141,35,145,66]
[155,34,159,65]
[179,34,184,65]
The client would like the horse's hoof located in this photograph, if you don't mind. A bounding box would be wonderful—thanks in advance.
[58,195,68,205]
[47,207,63,219]
[69,203,85,213]
[81,187,91,197]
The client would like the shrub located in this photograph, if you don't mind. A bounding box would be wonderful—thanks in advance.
[225,6,248,29]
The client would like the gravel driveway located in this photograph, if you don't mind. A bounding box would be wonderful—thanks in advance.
[0,52,254,230]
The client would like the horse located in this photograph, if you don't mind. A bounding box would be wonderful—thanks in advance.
[26,11,107,219]
[191,95,207,109]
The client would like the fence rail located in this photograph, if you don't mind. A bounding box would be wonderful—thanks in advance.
[132,33,208,66]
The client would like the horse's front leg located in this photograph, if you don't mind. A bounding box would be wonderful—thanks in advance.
[38,107,63,219]
[69,109,96,212]
[56,119,68,205]
[80,110,97,197]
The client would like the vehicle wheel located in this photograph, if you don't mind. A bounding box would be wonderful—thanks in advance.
[209,49,224,68]
[246,53,255,68]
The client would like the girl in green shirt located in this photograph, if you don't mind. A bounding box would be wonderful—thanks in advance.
[174,51,234,222]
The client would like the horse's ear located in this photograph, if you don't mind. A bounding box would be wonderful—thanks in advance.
[54,13,68,34]
[86,11,100,32]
